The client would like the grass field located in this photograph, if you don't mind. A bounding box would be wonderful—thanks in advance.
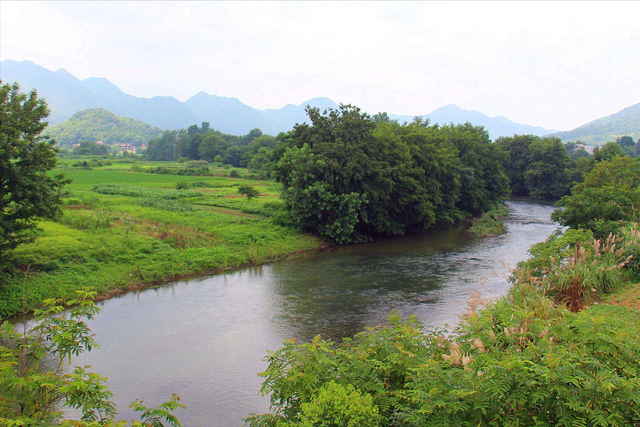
[1,159,323,318]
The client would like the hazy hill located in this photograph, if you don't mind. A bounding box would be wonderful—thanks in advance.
[0,59,108,125]
[1,59,558,138]
[0,59,199,128]
[184,92,280,135]
[81,77,200,129]
[263,97,341,131]
[48,108,164,146]
[390,104,557,138]
[552,103,640,145]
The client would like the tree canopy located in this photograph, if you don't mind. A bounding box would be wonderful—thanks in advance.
[553,156,640,237]
[274,105,509,244]
[48,108,164,146]
[495,135,576,199]
[0,81,67,263]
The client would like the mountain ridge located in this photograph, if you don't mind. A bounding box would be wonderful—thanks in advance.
[1,59,559,138]
[551,102,640,145]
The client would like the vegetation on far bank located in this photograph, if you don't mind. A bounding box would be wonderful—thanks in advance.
[0,160,321,319]
[3,80,640,426]
[467,203,509,237]
[246,157,640,426]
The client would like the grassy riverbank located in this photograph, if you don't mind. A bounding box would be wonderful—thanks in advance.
[467,203,509,237]
[247,225,640,425]
[0,159,323,319]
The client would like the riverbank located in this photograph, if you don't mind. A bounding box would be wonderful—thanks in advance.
[247,223,640,425]
[1,158,520,319]
[467,203,510,237]
[0,161,325,319]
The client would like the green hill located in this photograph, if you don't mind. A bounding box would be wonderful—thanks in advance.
[47,108,164,146]
[554,102,640,145]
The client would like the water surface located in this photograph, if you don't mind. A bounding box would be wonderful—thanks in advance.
[69,200,558,426]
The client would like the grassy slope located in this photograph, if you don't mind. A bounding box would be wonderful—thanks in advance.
[47,108,165,146]
[1,161,322,318]
[553,102,640,145]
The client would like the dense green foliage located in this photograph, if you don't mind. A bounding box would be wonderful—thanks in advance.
[48,108,164,146]
[73,140,110,155]
[274,106,509,243]
[0,290,183,426]
[0,161,321,318]
[553,157,640,237]
[0,81,67,264]
[467,204,509,237]
[145,124,276,171]
[248,145,640,426]
[247,281,640,426]
[495,135,579,199]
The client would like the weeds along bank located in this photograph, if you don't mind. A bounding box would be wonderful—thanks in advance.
[0,160,322,319]
[246,225,640,426]
[246,156,640,426]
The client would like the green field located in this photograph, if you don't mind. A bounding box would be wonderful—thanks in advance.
[1,159,322,318]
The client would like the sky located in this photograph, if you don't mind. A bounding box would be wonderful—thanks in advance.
[1,1,639,131]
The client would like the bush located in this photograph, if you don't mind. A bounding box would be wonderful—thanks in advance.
[238,184,260,199]
[540,235,630,311]
[138,197,194,212]
[229,169,240,178]
[247,301,640,426]
[175,180,190,190]
[92,183,198,200]
[0,291,184,426]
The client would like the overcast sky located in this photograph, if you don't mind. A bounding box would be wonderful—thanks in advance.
[1,1,639,131]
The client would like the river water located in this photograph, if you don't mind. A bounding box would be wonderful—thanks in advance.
[67,200,558,426]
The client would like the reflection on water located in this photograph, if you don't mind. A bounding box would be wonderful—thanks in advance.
[67,200,559,426]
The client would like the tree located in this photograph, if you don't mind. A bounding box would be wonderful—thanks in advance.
[237,184,260,199]
[146,131,177,161]
[275,106,508,244]
[0,289,184,426]
[553,157,640,237]
[73,140,109,155]
[496,135,574,200]
[0,81,67,264]
[524,137,573,199]
[197,133,226,162]
[616,136,635,148]
[592,141,625,163]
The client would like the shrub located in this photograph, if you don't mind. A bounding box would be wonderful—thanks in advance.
[238,184,260,199]
[229,169,240,178]
[138,197,194,212]
[175,180,190,190]
[0,291,184,426]
[247,287,640,426]
[92,184,198,200]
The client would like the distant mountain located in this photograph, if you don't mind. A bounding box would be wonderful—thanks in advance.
[1,59,557,139]
[552,103,640,145]
[184,92,280,135]
[389,104,557,139]
[0,59,199,129]
[0,60,107,125]
[263,97,340,131]
[48,108,164,146]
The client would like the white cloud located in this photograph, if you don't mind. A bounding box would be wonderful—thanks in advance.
[1,1,639,130]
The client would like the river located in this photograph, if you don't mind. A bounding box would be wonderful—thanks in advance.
[67,200,559,426]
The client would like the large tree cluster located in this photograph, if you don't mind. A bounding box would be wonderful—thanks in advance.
[274,105,509,244]
[145,124,276,171]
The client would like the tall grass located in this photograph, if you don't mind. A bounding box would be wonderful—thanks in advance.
[1,165,322,318]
